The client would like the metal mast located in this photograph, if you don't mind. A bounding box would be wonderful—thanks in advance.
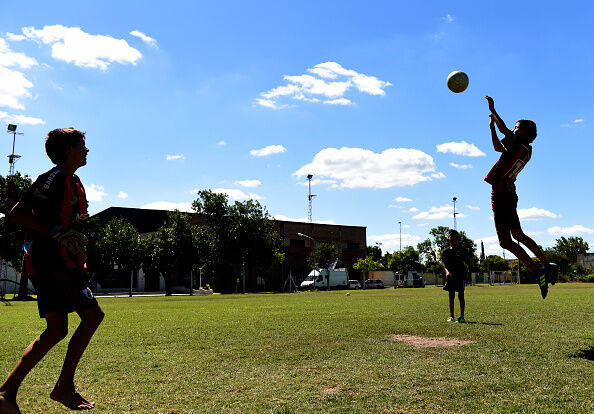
[307,174,316,223]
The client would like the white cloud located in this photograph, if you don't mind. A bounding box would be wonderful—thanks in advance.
[574,119,584,123]
[295,147,441,189]
[141,201,193,212]
[217,140,227,146]
[234,180,261,188]
[0,66,35,110]
[408,207,419,212]
[117,191,128,199]
[394,196,412,202]
[413,205,467,221]
[257,61,390,109]
[547,225,594,236]
[449,162,472,169]
[85,184,107,201]
[250,145,286,157]
[443,14,455,23]
[6,33,26,41]
[130,30,157,48]
[517,207,559,221]
[436,141,486,157]
[272,214,335,224]
[211,188,262,200]
[323,98,353,106]
[0,111,44,125]
[466,205,480,211]
[166,154,185,161]
[368,233,421,253]
[0,38,38,69]
[19,25,142,70]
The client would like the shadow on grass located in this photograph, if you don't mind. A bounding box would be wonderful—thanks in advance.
[572,346,594,361]
[465,321,503,326]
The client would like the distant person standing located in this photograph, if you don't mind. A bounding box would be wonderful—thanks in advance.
[0,128,104,413]
[442,230,469,323]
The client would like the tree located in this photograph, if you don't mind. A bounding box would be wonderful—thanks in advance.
[388,246,422,276]
[312,242,338,288]
[366,245,382,262]
[353,256,383,280]
[153,211,197,296]
[0,173,33,299]
[543,248,571,276]
[95,218,142,293]
[192,190,284,293]
[480,255,508,273]
[554,237,589,264]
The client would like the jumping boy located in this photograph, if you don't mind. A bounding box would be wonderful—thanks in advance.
[0,128,104,413]
[485,96,557,299]
[442,229,469,323]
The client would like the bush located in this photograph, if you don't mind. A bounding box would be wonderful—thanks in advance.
[578,273,594,283]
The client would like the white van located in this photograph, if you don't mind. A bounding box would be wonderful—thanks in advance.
[300,268,349,289]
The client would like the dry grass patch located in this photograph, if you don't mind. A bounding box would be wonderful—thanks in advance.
[389,334,475,348]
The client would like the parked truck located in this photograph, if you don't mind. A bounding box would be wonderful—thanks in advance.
[300,268,349,290]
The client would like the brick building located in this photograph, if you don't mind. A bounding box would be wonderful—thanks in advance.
[92,207,366,292]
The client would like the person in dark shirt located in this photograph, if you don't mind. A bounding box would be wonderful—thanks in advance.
[485,96,557,299]
[0,128,104,413]
[442,230,469,323]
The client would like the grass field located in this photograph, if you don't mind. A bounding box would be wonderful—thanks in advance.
[1,284,593,413]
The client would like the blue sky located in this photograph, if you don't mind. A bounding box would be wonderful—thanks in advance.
[2,1,593,257]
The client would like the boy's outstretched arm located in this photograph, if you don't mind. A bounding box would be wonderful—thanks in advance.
[485,95,513,137]
[490,115,505,152]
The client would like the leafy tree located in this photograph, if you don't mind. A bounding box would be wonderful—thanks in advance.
[366,245,382,262]
[388,246,422,276]
[312,242,338,289]
[192,190,284,293]
[95,218,142,294]
[480,255,508,273]
[554,237,589,264]
[153,211,197,296]
[0,173,32,299]
[353,256,383,280]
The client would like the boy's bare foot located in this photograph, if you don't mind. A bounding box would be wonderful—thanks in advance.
[50,388,95,410]
[0,392,21,414]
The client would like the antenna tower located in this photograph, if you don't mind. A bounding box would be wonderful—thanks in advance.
[307,174,316,223]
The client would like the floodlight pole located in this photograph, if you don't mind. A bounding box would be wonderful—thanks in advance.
[452,197,458,230]
[6,124,23,176]
[398,221,402,252]
[307,174,316,223]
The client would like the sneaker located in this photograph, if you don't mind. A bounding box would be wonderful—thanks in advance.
[536,268,549,299]
[456,317,466,323]
[447,316,455,322]
[548,263,559,285]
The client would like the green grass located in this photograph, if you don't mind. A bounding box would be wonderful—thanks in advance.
[1,284,593,413]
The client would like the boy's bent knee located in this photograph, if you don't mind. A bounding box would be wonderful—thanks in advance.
[80,306,104,326]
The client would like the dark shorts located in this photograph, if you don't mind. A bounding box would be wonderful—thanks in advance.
[30,269,98,318]
[443,276,465,293]
[491,191,521,236]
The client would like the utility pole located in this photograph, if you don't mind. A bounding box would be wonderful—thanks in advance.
[452,197,458,230]
[398,221,402,252]
[307,174,316,223]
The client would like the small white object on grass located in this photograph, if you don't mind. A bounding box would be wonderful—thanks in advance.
[346,292,350,296]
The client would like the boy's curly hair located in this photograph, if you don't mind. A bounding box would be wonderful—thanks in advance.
[45,128,86,164]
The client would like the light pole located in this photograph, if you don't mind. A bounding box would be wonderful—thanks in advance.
[453,197,458,230]
[398,221,402,252]
[297,232,316,287]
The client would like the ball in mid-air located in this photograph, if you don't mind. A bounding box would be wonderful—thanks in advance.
[447,70,469,93]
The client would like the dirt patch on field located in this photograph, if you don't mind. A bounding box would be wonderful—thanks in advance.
[389,334,475,348]
[322,387,340,395]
